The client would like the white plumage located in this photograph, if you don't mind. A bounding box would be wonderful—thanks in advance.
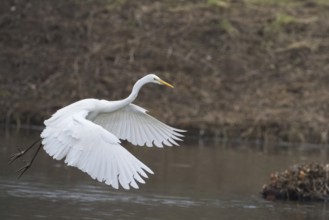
[40,74,185,189]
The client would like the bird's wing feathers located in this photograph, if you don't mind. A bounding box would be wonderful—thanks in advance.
[41,110,153,190]
[93,104,185,148]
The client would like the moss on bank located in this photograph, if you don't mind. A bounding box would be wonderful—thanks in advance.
[1,0,329,143]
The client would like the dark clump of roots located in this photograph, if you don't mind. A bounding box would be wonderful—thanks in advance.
[262,163,329,202]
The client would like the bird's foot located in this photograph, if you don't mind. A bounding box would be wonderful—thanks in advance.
[9,146,27,164]
[16,160,32,179]
[9,139,42,179]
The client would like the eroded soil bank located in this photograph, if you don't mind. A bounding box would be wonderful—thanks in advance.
[1,0,329,143]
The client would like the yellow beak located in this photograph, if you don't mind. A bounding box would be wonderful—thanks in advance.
[159,79,174,88]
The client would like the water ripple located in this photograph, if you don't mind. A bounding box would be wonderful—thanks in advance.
[1,179,264,209]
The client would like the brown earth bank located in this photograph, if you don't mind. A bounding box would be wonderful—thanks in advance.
[1,0,329,143]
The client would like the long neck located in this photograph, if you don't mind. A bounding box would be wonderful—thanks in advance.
[98,77,148,114]
[110,77,147,110]
[125,78,145,103]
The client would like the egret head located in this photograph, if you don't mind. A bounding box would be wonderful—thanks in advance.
[147,74,174,88]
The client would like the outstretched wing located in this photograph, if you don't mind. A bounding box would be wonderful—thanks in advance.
[92,104,186,148]
[41,110,153,190]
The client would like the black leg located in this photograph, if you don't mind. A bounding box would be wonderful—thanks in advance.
[9,138,42,178]
[9,138,41,164]
[16,142,43,179]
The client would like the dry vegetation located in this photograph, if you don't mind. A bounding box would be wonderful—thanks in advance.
[262,163,329,201]
[1,0,329,143]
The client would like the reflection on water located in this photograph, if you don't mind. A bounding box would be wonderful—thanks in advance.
[1,128,329,220]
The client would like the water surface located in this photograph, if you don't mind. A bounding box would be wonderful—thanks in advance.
[1,128,329,220]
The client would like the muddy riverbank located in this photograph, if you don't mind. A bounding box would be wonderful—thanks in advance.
[1,0,329,143]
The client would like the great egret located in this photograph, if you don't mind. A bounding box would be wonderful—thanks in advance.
[10,74,185,189]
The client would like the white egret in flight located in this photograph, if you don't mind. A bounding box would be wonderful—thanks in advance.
[10,74,185,189]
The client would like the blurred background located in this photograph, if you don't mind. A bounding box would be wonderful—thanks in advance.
[2,1,329,219]
[1,0,329,143]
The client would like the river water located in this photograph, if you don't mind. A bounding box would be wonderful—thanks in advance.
[1,128,329,220]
